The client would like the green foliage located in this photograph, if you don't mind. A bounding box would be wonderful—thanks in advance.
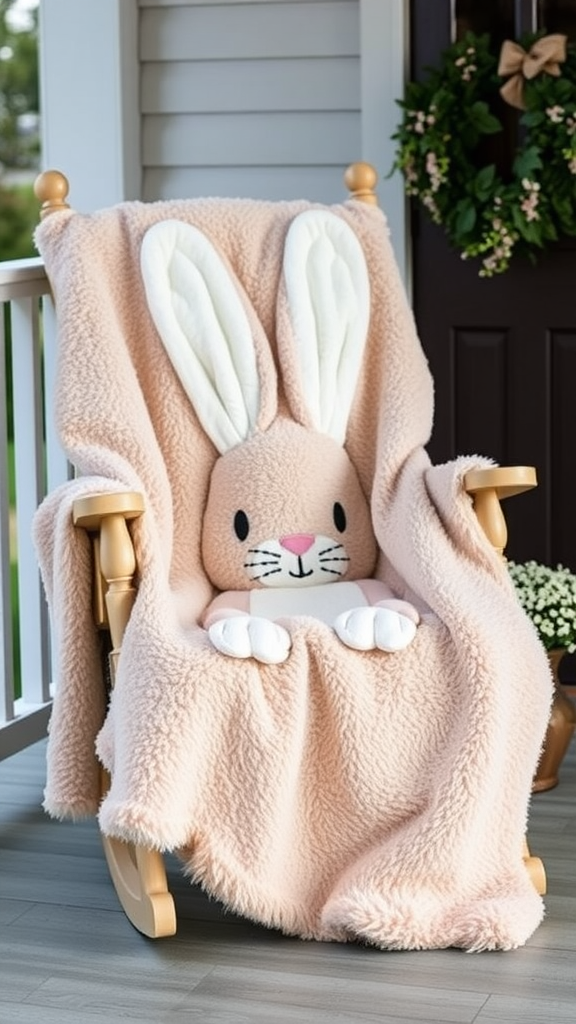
[1,183,38,465]
[392,31,576,276]
[0,181,37,259]
[0,0,39,169]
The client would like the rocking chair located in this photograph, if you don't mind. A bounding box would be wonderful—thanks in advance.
[33,163,550,949]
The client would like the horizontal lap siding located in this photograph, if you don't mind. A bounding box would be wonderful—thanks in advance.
[140,0,360,202]
[141,57,358,113]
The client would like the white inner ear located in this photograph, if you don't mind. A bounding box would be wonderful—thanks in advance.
[282,210,370,444]
[141,219,261,454]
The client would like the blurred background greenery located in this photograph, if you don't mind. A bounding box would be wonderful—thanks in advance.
[0,0,40,260]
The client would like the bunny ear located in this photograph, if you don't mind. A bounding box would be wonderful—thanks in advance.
[141,219,276,454]
[278,210,370,444]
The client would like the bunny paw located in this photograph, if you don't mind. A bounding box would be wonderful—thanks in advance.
[333,606,417,653]
[208,615,291,664]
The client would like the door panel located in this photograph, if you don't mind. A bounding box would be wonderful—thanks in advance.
[410,0,576,569]
[539,0,576,38]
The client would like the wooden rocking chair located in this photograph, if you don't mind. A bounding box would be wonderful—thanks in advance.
[34,163,547,939]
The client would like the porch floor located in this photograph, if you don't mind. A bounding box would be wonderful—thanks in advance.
[1,736,575,1024]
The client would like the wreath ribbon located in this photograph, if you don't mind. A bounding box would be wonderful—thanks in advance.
[498,33,567,109]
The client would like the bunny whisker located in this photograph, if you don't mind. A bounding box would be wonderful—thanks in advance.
[320,566,346,576]
[248,547,282,558]
[250,567,283,580]
[318,543,345,556]
[319,555,350,564]
[244,559,281,569]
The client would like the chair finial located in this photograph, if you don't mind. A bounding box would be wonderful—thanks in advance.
[344,162,378,205]
[34,170,70,218]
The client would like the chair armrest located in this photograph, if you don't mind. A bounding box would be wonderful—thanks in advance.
[463,465,537,499]
[72,492,145,650]
[72,491,145,530]
[463,467,537,556]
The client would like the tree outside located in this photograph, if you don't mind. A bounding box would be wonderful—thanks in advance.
[0,0,40,259]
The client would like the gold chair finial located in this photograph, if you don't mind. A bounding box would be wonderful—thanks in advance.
[34,170,70,218]
[344,162,378,205]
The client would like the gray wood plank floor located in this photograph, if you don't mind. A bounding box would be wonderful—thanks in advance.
[1,734,575,1024]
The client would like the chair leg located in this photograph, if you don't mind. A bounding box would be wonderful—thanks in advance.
[523,838,546,895]
[100,769,177,938]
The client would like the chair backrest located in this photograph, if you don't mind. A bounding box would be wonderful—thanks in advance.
[34,164,434,604]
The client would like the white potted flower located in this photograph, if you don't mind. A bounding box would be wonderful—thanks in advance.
[508,560,576,791]
[508,560,576,653]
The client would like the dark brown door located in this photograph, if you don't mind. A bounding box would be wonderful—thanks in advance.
[410,0,576,570]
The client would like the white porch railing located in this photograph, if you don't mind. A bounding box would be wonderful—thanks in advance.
[0,257,68,759]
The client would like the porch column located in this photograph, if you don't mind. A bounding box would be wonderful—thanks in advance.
[38,0,140,210]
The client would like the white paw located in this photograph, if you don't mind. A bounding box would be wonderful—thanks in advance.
[333,606,417,653]
[208,615,291,664]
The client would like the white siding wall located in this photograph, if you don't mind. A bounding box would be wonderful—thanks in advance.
[140,0,361,204]
[39,0,409,274]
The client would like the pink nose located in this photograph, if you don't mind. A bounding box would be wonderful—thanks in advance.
[280,533,315,556]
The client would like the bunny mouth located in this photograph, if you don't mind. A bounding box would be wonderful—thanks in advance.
[289,556,314,580]
[244,534,350,587]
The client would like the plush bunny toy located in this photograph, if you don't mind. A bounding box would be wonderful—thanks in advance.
[141,209,419,664]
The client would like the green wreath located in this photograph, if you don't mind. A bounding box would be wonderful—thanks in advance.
[392,31,576,276]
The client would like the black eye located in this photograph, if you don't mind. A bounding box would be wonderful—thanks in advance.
[333,502,346,533]
[234,510,250,541]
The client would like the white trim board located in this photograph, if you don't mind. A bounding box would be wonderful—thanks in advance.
[360,0,410,288]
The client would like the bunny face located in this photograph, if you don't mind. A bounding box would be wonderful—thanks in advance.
[141,209,376,597]
[202,419,377,592]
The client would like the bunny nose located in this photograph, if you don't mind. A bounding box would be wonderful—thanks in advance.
[280,533,315,556]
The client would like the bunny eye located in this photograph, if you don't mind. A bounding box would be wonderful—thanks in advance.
[234,510,250,541]
[333,502,346,533]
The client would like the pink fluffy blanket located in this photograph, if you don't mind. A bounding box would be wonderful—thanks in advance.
[34,195,552,951]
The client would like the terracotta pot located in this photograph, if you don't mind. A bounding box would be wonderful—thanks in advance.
[532,648,576,793]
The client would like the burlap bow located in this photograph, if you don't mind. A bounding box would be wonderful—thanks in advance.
[498,34,567,110]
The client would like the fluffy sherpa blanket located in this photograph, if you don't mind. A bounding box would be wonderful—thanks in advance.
[34,194,552,951]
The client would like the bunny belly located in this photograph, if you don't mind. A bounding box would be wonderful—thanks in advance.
[249,581,368,626]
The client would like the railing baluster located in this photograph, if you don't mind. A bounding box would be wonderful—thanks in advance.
[11,295,51,707]
[0,258,56,758]
[0,305,15,725]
